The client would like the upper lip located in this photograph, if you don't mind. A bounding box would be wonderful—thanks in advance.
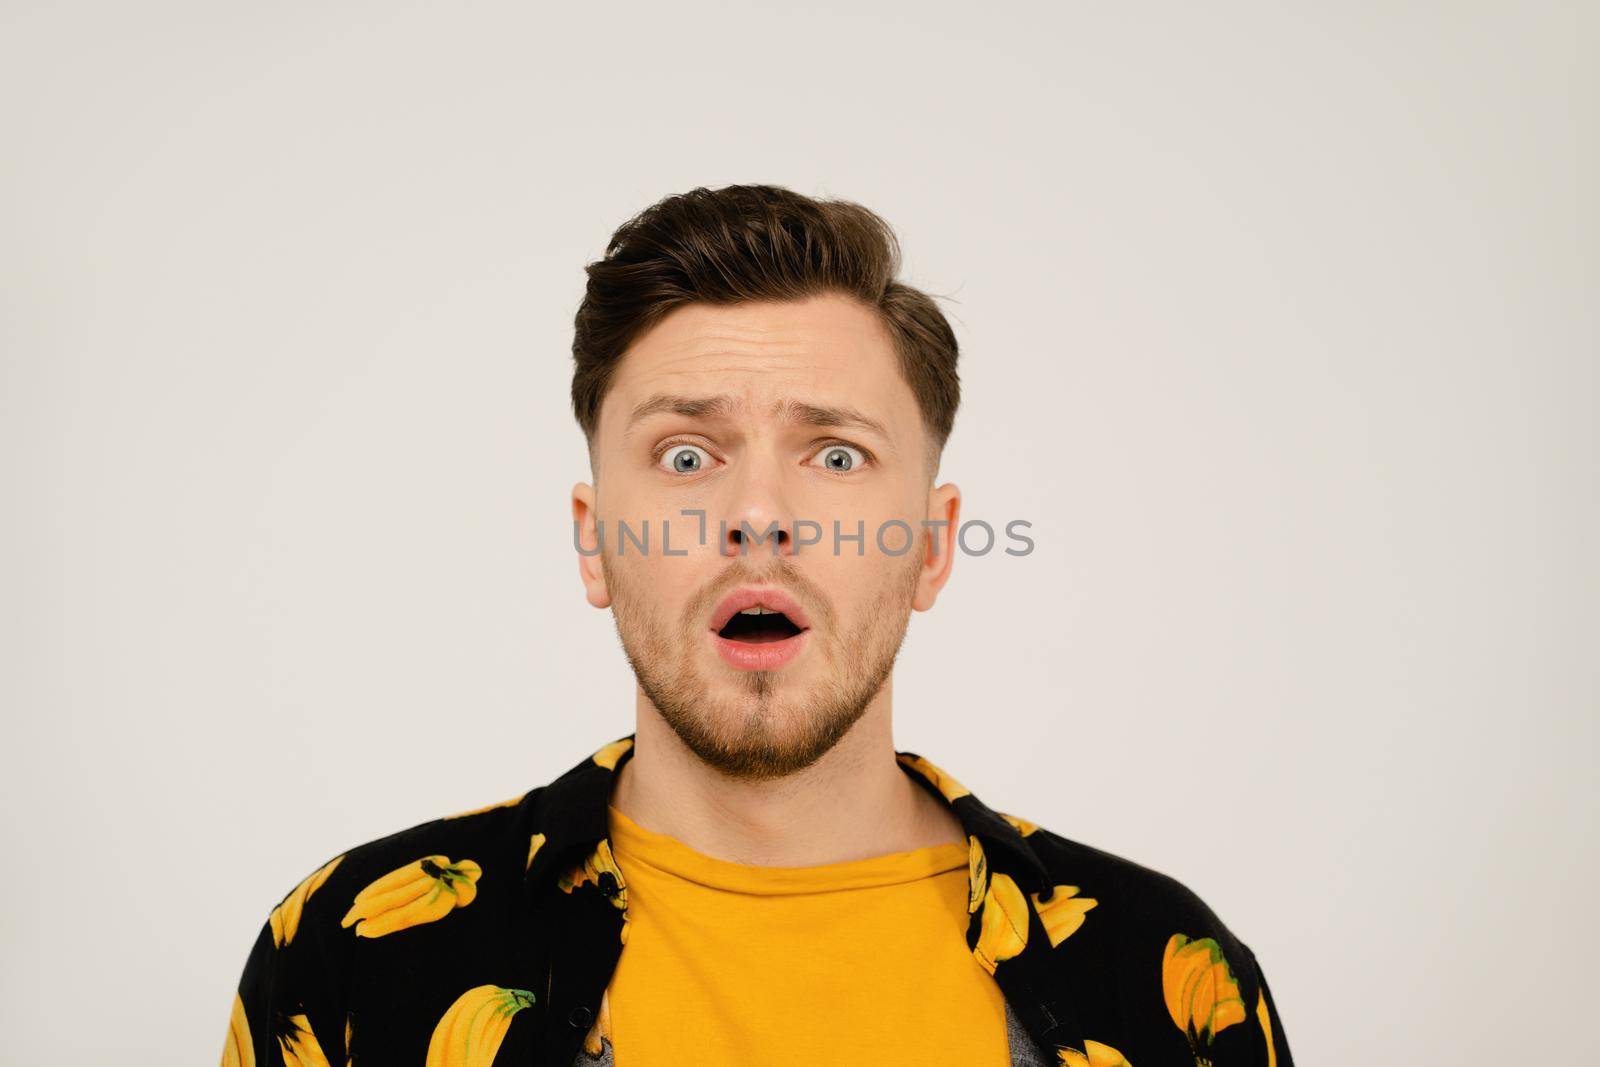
[709,587,813,634]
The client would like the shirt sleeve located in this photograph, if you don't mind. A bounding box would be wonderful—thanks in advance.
[220,864,353,1066]
[1242,943,1294,1067]
[221,916,279,1065]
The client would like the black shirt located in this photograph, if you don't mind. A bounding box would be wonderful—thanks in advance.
[221,735,1294,1066]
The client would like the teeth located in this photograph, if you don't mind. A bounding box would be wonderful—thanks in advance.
[738,606,779,615]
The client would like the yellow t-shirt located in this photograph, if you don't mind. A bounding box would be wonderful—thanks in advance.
[598,802,1011,1066]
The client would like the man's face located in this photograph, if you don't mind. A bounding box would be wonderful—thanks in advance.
[574,292,959,781]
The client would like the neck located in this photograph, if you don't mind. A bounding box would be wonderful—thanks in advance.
[609,680,966,868]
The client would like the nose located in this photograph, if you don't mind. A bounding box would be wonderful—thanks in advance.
[718,461,802,559]
[720,511,800,558]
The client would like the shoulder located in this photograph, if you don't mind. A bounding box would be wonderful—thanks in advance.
[226,787,550,1061]
[256,784,549,981]
[1018,820,1243,941]
[267,784,546,934]
[999,814,1276,1063]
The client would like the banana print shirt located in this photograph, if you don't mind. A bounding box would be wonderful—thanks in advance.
[221,735,1295,1067]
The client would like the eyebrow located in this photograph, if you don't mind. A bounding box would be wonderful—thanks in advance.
[623,393,893,443]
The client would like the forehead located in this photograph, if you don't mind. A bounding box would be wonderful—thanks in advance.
[596,293,917,444]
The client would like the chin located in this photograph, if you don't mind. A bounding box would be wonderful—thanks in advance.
[665,700,846,779]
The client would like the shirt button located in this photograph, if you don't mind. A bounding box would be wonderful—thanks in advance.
[568,1005,594,1030]
[597,872,620,899]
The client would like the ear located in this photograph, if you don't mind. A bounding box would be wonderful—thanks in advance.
[572,481,611,609]
[912,482,961,612]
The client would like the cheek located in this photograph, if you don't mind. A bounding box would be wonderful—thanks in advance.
[801,496,918,552]
[809,547,916,621]
[821,519,924,570]
[624,558,704,626]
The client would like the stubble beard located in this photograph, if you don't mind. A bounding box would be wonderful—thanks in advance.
[602,538,926,782]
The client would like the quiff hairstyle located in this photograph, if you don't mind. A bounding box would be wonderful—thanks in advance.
[570,184,960,479]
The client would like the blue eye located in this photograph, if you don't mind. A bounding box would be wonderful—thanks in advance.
[660,444,712,474]
[811,444,865,473]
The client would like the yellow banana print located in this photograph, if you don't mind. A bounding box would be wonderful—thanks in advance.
[444,793,525,820]
[1256,987,1276,1067]
[557,840,625,898]
[966,835,989,914]
[591,738,633,769]
[973,871,1029,974]
[221,992,254,1067]
[557,839,630,943]
[270,854,344,948]
[527,832,547,871]
[1000,811,1040,836]
[1031,884,1097,947]
[425,984,537,1067]
[1162,933,1246,1062]
[896,752,971,802]
[341,855,482,938]
[1058,1040,1133,1066]
[279,1012,333,1067]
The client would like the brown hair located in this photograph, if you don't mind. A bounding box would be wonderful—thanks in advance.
[570,184,960,478]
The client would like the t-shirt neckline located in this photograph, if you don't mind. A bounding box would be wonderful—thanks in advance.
[605,803,969,896]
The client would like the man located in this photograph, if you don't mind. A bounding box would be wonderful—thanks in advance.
[222,184,1294,1067]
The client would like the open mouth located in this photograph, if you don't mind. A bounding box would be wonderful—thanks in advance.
[716,607,805,645]
[707,588,812,671]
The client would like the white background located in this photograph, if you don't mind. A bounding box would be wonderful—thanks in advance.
[3,2,1594,1062]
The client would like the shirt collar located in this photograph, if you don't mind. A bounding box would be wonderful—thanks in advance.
[521,733,1052,902]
